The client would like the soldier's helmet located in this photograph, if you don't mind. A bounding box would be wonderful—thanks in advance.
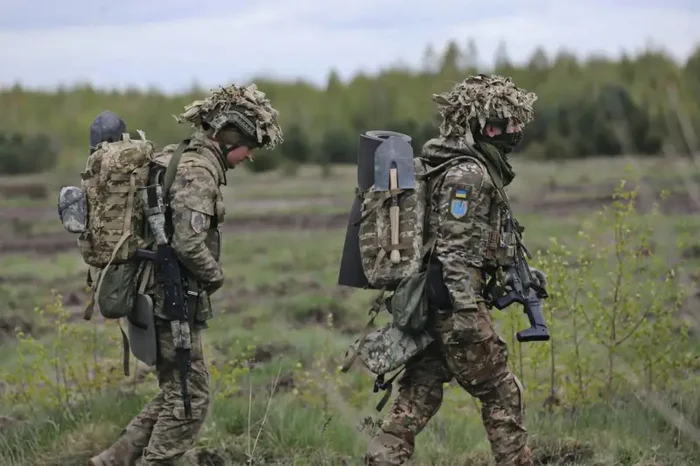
[175,83,283,150]
[89,110,127,153]
[430,74,537,140]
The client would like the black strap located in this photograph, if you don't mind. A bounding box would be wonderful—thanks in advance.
[373,368,405,412]
[120,324,130,376]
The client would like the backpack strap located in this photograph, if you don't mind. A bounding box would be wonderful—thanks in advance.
[373,366,405,412]
[163,140,189,197]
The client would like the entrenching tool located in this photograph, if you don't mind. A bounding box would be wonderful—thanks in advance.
[337,130,413,289]
[374,136,415,263]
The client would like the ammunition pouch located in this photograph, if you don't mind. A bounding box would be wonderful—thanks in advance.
[387,270,429,335]
[92,261,143,319]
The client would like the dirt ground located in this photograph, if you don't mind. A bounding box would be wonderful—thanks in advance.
[1,185,697,258]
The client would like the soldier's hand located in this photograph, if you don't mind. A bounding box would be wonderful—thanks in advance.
[205,278,223,295]
[529,267,547,289]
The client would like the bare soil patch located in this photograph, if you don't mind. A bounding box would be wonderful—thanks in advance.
[0,211,350,258]
[529,190,700,216]
[0,181,49,201]
[1,185,698,259]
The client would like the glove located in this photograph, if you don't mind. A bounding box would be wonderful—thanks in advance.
[529,267,547,290]
[204,278,223,295]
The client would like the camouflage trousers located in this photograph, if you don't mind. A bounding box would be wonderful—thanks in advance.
[365,302,531,466]
[122,319,211,465]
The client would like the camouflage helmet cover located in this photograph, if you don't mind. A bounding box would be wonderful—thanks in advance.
[431,74,537,139]
[175,83,283,150]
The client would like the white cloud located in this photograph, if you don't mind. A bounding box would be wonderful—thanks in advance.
[0,0,697,93]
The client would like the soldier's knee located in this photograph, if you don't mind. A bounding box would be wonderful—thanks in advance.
[452,334,510,389]
[365,431,414,466]
[498,372,525,417]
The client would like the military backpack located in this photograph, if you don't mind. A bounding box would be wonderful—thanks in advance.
[75,131,156,322]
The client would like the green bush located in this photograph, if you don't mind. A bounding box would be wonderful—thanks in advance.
[0,131,59,175]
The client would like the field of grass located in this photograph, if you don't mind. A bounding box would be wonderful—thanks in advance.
[2,155,700,465]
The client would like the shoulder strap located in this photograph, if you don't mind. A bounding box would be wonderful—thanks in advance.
[163,140,189,196]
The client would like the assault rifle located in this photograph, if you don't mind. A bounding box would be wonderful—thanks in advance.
[485,218,550,342]
[136,183,192,418]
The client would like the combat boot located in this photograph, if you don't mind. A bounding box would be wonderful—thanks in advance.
[88,432,146,466]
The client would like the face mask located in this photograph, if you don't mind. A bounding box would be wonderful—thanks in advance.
[474,118,524,154]
[500,130,523,148]
[486,132,523,154]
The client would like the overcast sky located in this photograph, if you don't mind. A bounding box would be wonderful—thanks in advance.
[1,0,698,93]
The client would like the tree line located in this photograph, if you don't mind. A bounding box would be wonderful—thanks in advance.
[1,40,699,175]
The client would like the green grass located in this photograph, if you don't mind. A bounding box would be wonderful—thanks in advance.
[1,222,699,464]
[2,157,700,465]
[1,375,699,465]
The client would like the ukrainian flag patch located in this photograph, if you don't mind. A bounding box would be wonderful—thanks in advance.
[449,186,471,220]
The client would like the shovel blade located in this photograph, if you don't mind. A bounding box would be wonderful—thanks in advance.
[374,136,415,191]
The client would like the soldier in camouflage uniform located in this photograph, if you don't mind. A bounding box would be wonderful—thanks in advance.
[89,84,283,466]
[365,75,539,466]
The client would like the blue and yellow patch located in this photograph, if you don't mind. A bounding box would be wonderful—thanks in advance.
[454,189,468,199]
[450,199,468,218]
[449,186,471,220]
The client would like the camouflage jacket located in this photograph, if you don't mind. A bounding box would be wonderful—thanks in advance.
[422,137,517,311]
[148,132,227,322]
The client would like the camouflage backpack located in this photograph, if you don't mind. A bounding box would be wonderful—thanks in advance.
[77,130,155,322]
[357,158,429,291]
[357,156,474,291]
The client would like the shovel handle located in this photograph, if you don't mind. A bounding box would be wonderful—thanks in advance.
[389,168,400,264]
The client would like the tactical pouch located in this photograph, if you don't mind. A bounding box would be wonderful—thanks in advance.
[389,270,429,334]
[346,323,434,376]
[57,186,88,234]
[94,262,141,319]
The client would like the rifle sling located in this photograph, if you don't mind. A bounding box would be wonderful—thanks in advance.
[162,139,201,325]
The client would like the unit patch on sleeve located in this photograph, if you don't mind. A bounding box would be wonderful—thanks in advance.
[448,186,471,220]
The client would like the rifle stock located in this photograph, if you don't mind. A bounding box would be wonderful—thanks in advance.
[491,285,550,342]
